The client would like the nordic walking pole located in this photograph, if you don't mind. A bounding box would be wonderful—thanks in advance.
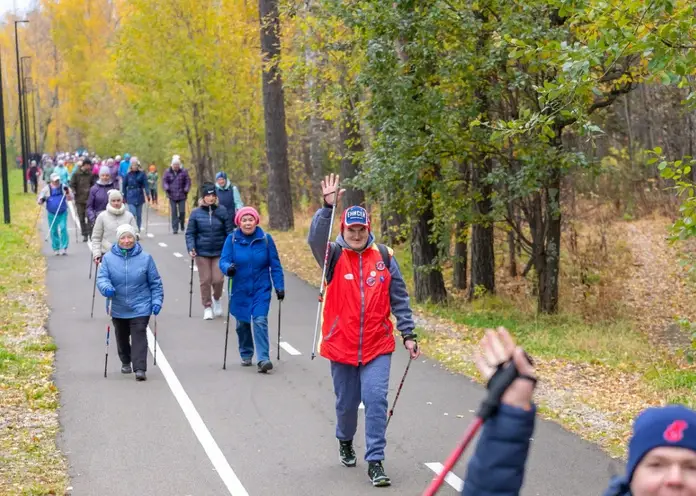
[386,347,417,430]
[90,261,100,318]
[188,257,194,318]
[422,358,527,496]
[310,184,339,359]
[153,314,158,366]
[104,298,112,378]
[145,202,150,233]
[88,251,93,279]
[44,192,67,242]
[276,300,282,361]
[223,278,231,370]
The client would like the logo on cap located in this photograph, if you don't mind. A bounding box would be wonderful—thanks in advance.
[663,420,688,442]
[345,207,368,225]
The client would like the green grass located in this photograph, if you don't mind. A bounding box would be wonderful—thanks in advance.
[0,170,69,495]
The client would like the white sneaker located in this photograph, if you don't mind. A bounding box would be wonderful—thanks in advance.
[212,299,223,317]
[203,307,214,320]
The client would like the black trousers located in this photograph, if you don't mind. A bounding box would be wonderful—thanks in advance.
[76,202,91,238]
[169,199,186,232]
[112,316,150,372]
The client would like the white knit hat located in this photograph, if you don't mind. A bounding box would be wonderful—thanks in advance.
[107,189,123,201]
[116,224,137,240]
[171,154,181,166]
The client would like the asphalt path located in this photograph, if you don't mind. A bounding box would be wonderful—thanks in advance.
[42,202,620,495]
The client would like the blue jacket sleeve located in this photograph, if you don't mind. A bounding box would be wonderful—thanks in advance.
[147,255,164,308]
[267,234,285,291]
[307,207,333,267]
[388,256,416,335]
[96,256,114,296]
[185,210,198,252]
[141,173,150,197]
[219,234,235,275]
[462,404,536,496]
[233,186,244,209]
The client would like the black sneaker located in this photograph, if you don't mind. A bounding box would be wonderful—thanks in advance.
[257,360,273,373]
[368,461,391,487]
[241,358,252,367]
[135,370,147,381]
[121,364,132,374]
[339,440,357,467]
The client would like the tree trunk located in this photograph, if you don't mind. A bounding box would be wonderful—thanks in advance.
[259,0,293,230]
[453,220,468,289]
[468,158,495,299]
[339,90,365,209]
[411,170,447,304]
[538,173,561,313]
[380,196,406,246]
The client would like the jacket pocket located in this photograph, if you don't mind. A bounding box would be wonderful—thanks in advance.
[324,316,340,341]
[382,321,392,337]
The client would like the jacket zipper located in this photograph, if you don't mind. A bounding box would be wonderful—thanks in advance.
[125,253,129,307]
[358,252,365,364]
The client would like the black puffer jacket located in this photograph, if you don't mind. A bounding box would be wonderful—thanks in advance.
[185,201,234,257]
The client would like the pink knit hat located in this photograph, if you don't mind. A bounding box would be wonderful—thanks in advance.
[235,206,260,227]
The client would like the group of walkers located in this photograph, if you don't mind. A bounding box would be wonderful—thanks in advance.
[39,156,696,493]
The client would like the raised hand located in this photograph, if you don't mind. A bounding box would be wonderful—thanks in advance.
[321,173,346,207]
[475,327,536,411]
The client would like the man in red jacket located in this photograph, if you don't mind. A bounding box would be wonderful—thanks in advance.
[308,174,420,488]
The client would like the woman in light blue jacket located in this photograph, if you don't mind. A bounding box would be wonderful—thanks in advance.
[97,224,163,381]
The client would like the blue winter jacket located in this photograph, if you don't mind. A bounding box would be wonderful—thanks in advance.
[219,227,284,322]
[96,243,164,319]
[461,405,629,496]
[185,203,234,257]
[462,405,536,496]
[215,177,243,226]
[44,186,68,215]
[122,170,150,206]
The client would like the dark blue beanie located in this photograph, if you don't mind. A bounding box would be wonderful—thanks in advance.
[215,171,227,181]
[626,405,696,481]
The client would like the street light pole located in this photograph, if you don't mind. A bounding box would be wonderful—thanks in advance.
[29,78,38,154]
[21,57,31,159]
[0,47,12,223]
[14,19,28,193]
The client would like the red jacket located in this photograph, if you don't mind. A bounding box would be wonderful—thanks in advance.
[319,243,395,365]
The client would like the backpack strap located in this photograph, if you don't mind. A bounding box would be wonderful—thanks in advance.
[325,243,342,285]
[377,243,392,270]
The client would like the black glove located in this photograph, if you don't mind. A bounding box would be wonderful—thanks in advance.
[226,264,236,277]
[276,290,285,301]
[402,333,418,346]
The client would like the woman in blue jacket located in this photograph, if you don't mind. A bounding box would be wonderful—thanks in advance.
[219,206,285,373]
[186,183,234,320]
[97,224,163,381]
[37,173,71,255]
[122,157,150,230]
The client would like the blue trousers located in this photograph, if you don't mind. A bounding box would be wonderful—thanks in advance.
[127,203,143,230]
[331,353,391,461]
[236,316,269,363]
[47,211,69,251]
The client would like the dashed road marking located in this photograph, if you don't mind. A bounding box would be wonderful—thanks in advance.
[424,462,464,492]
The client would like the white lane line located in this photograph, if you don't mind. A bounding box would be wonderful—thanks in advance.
[359,402,365,410]
[424,462,464,492]
[65,212,249,496]
[147,233,154,238]
[279,341,301,356]
[193,265,198,272]
[158,242,168,248]
[146,327,249,495]
[173,252,183,258]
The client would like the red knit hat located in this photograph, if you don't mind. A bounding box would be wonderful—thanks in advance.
[235,206,260,227]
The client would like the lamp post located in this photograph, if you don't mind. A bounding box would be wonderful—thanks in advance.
[0,48,11,223]
[28,77,38,154]
[21,57,31,159]
[14,19,28,193]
